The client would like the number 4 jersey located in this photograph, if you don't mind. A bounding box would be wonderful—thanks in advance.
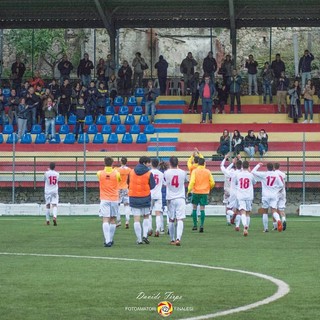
[44,169,60,194]
[164,168,188,200]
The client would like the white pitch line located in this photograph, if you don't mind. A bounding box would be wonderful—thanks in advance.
[0,252,290,319]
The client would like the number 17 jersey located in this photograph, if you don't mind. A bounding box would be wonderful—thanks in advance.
[164,168,187,200]
[44,169,60,194]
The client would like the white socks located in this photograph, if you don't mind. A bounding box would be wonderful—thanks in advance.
[46,208,50,222]
[148,214,153,232]
[160,213,164,231]
[169,222,175,241]
[116,207,121,222]
[176,220,183,241]
[227,209,233,223]
[52,207,57,219]
[156,215,161,232]
[241,213,247,228]
[134,222,142,242]
[246,216,251,228]
[103,222,110,244]
[143,218,149,238]
[124,205,131,223]
[235,215,241,227]
[109,223,116,242]
[273,212,280,222]
[263,214,269,231]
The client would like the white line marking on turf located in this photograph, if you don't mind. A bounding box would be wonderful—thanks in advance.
[0,252,290,320]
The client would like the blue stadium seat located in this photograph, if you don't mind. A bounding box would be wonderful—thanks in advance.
[105,97,111,107]
[78,133,89,144]
[105,105,115,115]
[119,106,129,115]
[3,124,14,134]
[63,133,75,144]
[133,106,143,115]
[135,88,144,97]
[107,133,118,144]
[114,96,124,106]
[144,124,155,134]
[115,124,126,134]
[30,124,42,134]
[0,133,3,144]
[55,115,65,125]
[124,114,135,125]
[93,133,104,144]
[6,133,18,144]
[87,124,98,134]
[110,114,121,125]
[68,114,77,125]
[59,124,70,134]
[49,133,61,144]
[136,133,148,144]
[101,124,112,134]
[96,115,107,125]
[20,133,32,144]
[140,97,146,107]
[85,115,93,125]
[129,124,140,134]
[128,96,138,106]
[139,115,149,125]
[35,133,46,144]
[122,133,133,144]
[2,88,10,98]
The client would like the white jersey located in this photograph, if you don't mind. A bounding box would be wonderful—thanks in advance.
[150,168,164,200]
[252,165,284,198]
[235,170,255,201]
[164,168,187,200]
[275,169,286,198]
[220,159,234,193]
[44,169,60,194]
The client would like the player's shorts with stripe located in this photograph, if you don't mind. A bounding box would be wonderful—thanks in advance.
[167,198,186,220]
[227,193,238,209]
[45,192,59,205]
[131,207,150,216]
[191,193,208,206]
[151,198,162,212]
[238,200,252,212]
[262,197,278,209]
[277,197,286,210]
[118,188,129,205]
[99,200,119,218]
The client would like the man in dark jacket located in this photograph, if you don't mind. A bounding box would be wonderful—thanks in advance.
[298,49,314,89]
[58,54,73,84]
[189,72,201,113]
[202,51,217,82]
[154,55,168,95]
[271,53,285,81]
[117,60,133,103]
[227,69,242,113]
[128,156,155,244]
[180,52,198,95]
[11,57,26,93]
[245,54,258,95]
[77,53,94,88]
[276,71,289,113]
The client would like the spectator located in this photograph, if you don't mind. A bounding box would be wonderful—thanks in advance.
[8,88,19,125]
[220,54,233,90]
[216,81,228,114]
[108,74,118,105]
[105,54,116,86]
[144,80,159,124]
[227,69,242,113]
[77,53,94,88]
[203,51,217,82]
[154,55,168,95]
[29,71,45,90]
[97,82,108,115]
[47,79,60,103]
[257,129,268,159]
[180,52,198,95]
[87,80,99,120]
[298,49,314,89]
[71,82,85,107]
[132,52,147,89]
[232,130,244,155]
[43,97,58,142]
[25,86,40,131]
[302,79,315,123]
[11,56,26,93]
[217,129,230,156]
[288,79,302,123]
[74,97,87,141]
[261,62,274,104]
[59,78,72,118]
[57,54,73,84]
[188,72,200,113]
[276,71,289,113]
[0,88,5,126]
[16,98,29,140]
[245,54,258,95]
[117,60,133,103]
[244,130,257,160]
[271,53,286,82]
[96,58,106,84]
[199,74,215,124]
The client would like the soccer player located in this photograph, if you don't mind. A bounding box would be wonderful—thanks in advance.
[188,158,215,233]
[44,162,60,226]
[150,158,164,237]
[128,156,155,244]
[164,156,188,246]
[235,160,256,236]
[274,162,287,231]
[187,147,204,175]
[116,157,131,229]
[97,157,121,247]
[252,162,284,232]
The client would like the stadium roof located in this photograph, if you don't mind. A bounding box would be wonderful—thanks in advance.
[1,0,320,29]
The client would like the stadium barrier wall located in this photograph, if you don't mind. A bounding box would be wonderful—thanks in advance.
[299,204,320,217]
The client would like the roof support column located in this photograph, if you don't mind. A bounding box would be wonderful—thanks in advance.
[228,0,237,68]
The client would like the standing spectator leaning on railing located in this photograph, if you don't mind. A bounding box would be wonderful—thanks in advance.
[302,79,315,123]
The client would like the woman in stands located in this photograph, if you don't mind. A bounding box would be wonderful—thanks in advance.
[288,79,302,123]
[257,129,268,160]
[232,130,244,156]
[302,79,315,123]
[217,129,230,156]
[244,130,257,161]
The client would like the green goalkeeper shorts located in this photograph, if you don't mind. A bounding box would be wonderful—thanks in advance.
[191,193,208,206]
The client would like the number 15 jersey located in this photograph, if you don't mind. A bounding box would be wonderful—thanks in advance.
[44,169,60,194]
[164,168,187,200]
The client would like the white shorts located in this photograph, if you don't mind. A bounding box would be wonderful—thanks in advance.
[277,197,286,211]
[99,200,119,218]
[238,200,252,212]
[227,193,238,210]
[45,192,59,205]
[118,189,129,205]
[151,199,162,212]
[167,198,186,220]
[131,207,150,216]
[223,190,230,205]
[262,197,278,210]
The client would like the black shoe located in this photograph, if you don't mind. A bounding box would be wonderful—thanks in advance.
[192,226,198,231]
[283,220,287,231]
[104,242,112,247]
[142,237,150,244]
[136,241,143,245]
[199,227,204,233]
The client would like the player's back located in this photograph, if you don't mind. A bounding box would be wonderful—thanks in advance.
[275,169,286,197]
[117,165,131,189]
[164,168,187,200]
[256,171,283,198]
[236,170,255,201]
[44,170,59,194]
[150,168,164,199]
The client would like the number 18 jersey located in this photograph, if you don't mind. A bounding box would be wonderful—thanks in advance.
[164,168,187,200]
[44,170,60,194]
[235,170,255,201]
